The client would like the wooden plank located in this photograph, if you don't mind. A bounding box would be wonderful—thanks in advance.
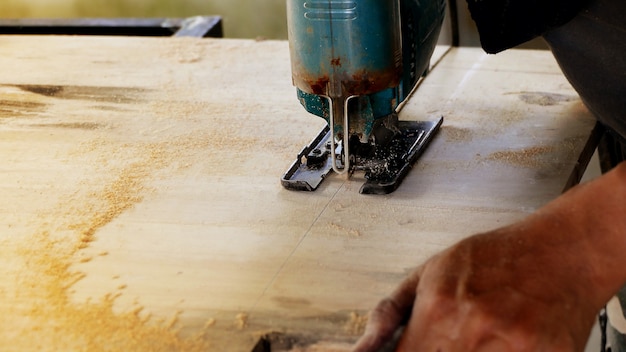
[0,36,596,351]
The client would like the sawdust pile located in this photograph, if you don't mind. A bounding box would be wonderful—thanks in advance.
[327,222,361,238]
[441,125,473,143]
[486,145,555,168]
[235,313,249,330]
[517,92,578,107]
[0,130,236,351]
[344,312,368,336]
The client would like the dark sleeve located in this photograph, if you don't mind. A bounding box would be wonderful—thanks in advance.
[465,0,591,53]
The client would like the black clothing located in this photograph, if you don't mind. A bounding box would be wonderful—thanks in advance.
[544,0,626,142]
[466,0,626,141]
[466,0,590,54]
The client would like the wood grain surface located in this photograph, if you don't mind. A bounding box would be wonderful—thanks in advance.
[0,36,596,351]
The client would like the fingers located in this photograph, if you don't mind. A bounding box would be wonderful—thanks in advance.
[352,268,422,352]
[352,298,406,352]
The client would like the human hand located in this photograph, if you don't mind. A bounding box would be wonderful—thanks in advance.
[353,223,600,352]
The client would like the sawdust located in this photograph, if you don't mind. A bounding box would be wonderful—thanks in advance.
[2,231,212,351]
[149,100,217,123]
[485,145,555,168]
[204,318,217,329]
[514,91,578,106]
[38,122,104,130]
[441,125,473,143]
[0,129,235,351]
[0,40,285,351]
[328,222,361,238]
[235,313,249,330]
[345,311,368,336]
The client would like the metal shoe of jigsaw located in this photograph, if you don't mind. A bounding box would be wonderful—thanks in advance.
[281,0,446,194]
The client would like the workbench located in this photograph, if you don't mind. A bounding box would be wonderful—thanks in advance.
[0,36,597,351]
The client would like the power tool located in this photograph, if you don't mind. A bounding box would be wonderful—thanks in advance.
[281,0,446,194]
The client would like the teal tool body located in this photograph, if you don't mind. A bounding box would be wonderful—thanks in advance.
[282,0,446,194]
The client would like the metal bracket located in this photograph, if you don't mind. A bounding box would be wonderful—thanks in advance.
[0,16,223,38]
[281,126,335,192]
[281,116,443,194]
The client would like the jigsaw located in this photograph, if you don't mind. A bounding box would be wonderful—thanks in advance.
[282,0,446,194]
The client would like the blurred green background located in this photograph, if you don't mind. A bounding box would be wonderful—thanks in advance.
[0,0,546,48]
[0,0,289,39]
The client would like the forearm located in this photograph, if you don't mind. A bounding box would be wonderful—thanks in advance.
[355,162,626,352]
[519,161,626,309]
